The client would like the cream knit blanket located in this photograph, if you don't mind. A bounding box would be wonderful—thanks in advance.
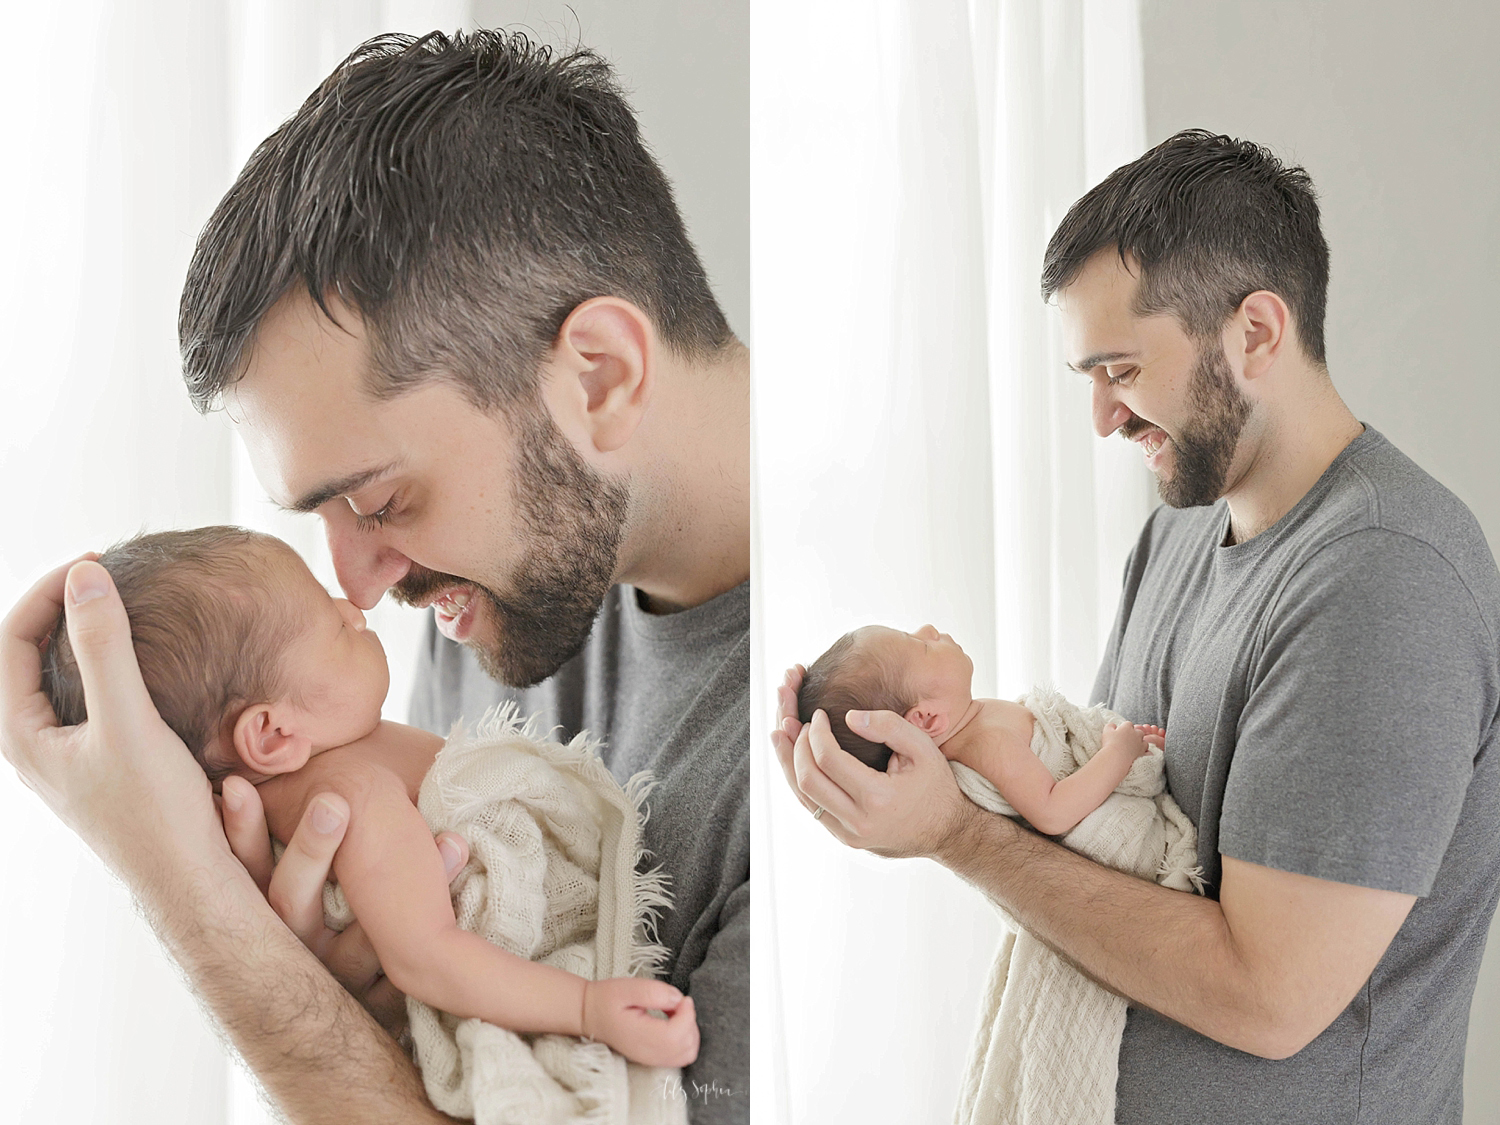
[951,687,1202,1125]
[320,706,688,1125]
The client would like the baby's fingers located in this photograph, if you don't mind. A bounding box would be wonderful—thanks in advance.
[656,995,699,1067]
[630,978,686,1013]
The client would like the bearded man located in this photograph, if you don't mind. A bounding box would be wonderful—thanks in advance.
[3,32,747,1124]
[777,131,1499,1123]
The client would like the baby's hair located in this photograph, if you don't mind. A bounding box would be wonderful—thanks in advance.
[797,631,916,772]
[41,526,299,782]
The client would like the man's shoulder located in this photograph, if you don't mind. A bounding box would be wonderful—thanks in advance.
[1327,428,1481,539]
[1306,429,1498,605]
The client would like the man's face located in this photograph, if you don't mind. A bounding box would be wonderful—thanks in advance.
[1056,250,1253,508]
[229,292,628,688]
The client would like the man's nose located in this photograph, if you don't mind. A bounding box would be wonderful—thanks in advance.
[324,518,413,611]
[1092,382,1134,438]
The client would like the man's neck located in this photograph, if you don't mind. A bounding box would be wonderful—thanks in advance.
[617,341,751,612]
[1222,368,1364,545]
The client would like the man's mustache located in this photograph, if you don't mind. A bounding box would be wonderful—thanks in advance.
[1118,414,1155,441]
[389,565,471,608]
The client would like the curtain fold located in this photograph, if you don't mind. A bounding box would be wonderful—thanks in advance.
[751,1,1149,1120]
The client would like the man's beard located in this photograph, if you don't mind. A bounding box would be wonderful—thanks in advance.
[391,406,629,688]
[1126,340,1252,509]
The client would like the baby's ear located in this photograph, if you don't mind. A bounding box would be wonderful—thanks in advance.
[904,704,948,741]
[232,704,313,776]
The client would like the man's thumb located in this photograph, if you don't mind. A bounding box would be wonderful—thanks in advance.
[845,708,942,761]
[64,561,153,725]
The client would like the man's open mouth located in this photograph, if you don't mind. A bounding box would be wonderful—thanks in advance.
[431,586,478,642]
[1134,426,1169,468]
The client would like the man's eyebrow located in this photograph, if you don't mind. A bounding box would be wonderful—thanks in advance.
[1067,351,1138,373]
[282,462,401,514]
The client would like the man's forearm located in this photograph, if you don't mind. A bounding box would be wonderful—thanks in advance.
[147,860,455,1124]
[933,805,1276,1054]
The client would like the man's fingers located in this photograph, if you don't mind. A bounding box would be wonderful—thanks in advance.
[322,919,387,996]
[772,720,820,814]
[844,708,946,765]
[221,776,274,894]
[265,793,348,945]
[777,666,805,724]
[435,831,469,881]
[61,562,159,729]
[362,973,409,1037]
[1,557,92,749]
[776,682,804,736]
[791,716,858,824]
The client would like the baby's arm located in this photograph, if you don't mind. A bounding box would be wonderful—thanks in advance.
[985,721,1161,837]
[324,767,699,1067]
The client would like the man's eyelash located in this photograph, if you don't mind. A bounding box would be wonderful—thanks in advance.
[353,498,398,531]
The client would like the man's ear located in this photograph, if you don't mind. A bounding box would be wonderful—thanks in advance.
[1230,290,1292,379]
[232,704,314,777]
[541,296,655,455]
[904,704,949,741]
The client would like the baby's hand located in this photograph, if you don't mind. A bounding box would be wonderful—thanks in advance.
[581,977,700,1068]
[1102,721,1152,759]
[1132,722,1166,750]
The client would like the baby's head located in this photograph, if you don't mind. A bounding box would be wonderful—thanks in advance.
[42,527,389,785]
[798,625,974,771]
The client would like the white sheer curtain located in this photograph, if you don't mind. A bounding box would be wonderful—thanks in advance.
[750,1,1150,1120]
[0,5,464,1124]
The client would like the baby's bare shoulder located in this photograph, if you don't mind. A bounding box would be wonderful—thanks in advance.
[258,740,405,845]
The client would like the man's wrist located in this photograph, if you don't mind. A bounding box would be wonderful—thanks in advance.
[130,846,270,953]
[927,795,989,866]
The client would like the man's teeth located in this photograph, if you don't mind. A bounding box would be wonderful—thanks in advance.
[437,589,471,615]
[1140,431,1165,456]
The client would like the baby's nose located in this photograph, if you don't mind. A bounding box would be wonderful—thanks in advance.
[338,599,368,631]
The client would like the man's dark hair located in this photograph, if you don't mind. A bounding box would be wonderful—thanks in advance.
[797,632,915,772]
[42,528,298,782]
[1041,129,1330,365]
[179,30,733,414]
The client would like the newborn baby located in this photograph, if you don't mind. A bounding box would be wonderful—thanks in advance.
[42,526,698,1068]
[798,624,1164,836]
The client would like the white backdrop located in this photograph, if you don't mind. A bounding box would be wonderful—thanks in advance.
[750,0,1151,1120]
[0,1,748,1122]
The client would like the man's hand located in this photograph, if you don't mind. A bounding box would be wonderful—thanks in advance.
[220,772,471,1037]
[581,978,700,1068]
[770,665,975,859]
[1,559,236,898]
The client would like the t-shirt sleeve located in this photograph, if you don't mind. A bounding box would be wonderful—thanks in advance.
[1219,528,1492,895]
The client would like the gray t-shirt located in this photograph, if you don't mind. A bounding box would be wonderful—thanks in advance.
[1093,428,1500,1124]
[409,582,749,1125]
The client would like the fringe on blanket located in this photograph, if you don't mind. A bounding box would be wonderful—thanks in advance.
[308,704,687,1125]
[952,687,1203,1125]
[446,703,675,980]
